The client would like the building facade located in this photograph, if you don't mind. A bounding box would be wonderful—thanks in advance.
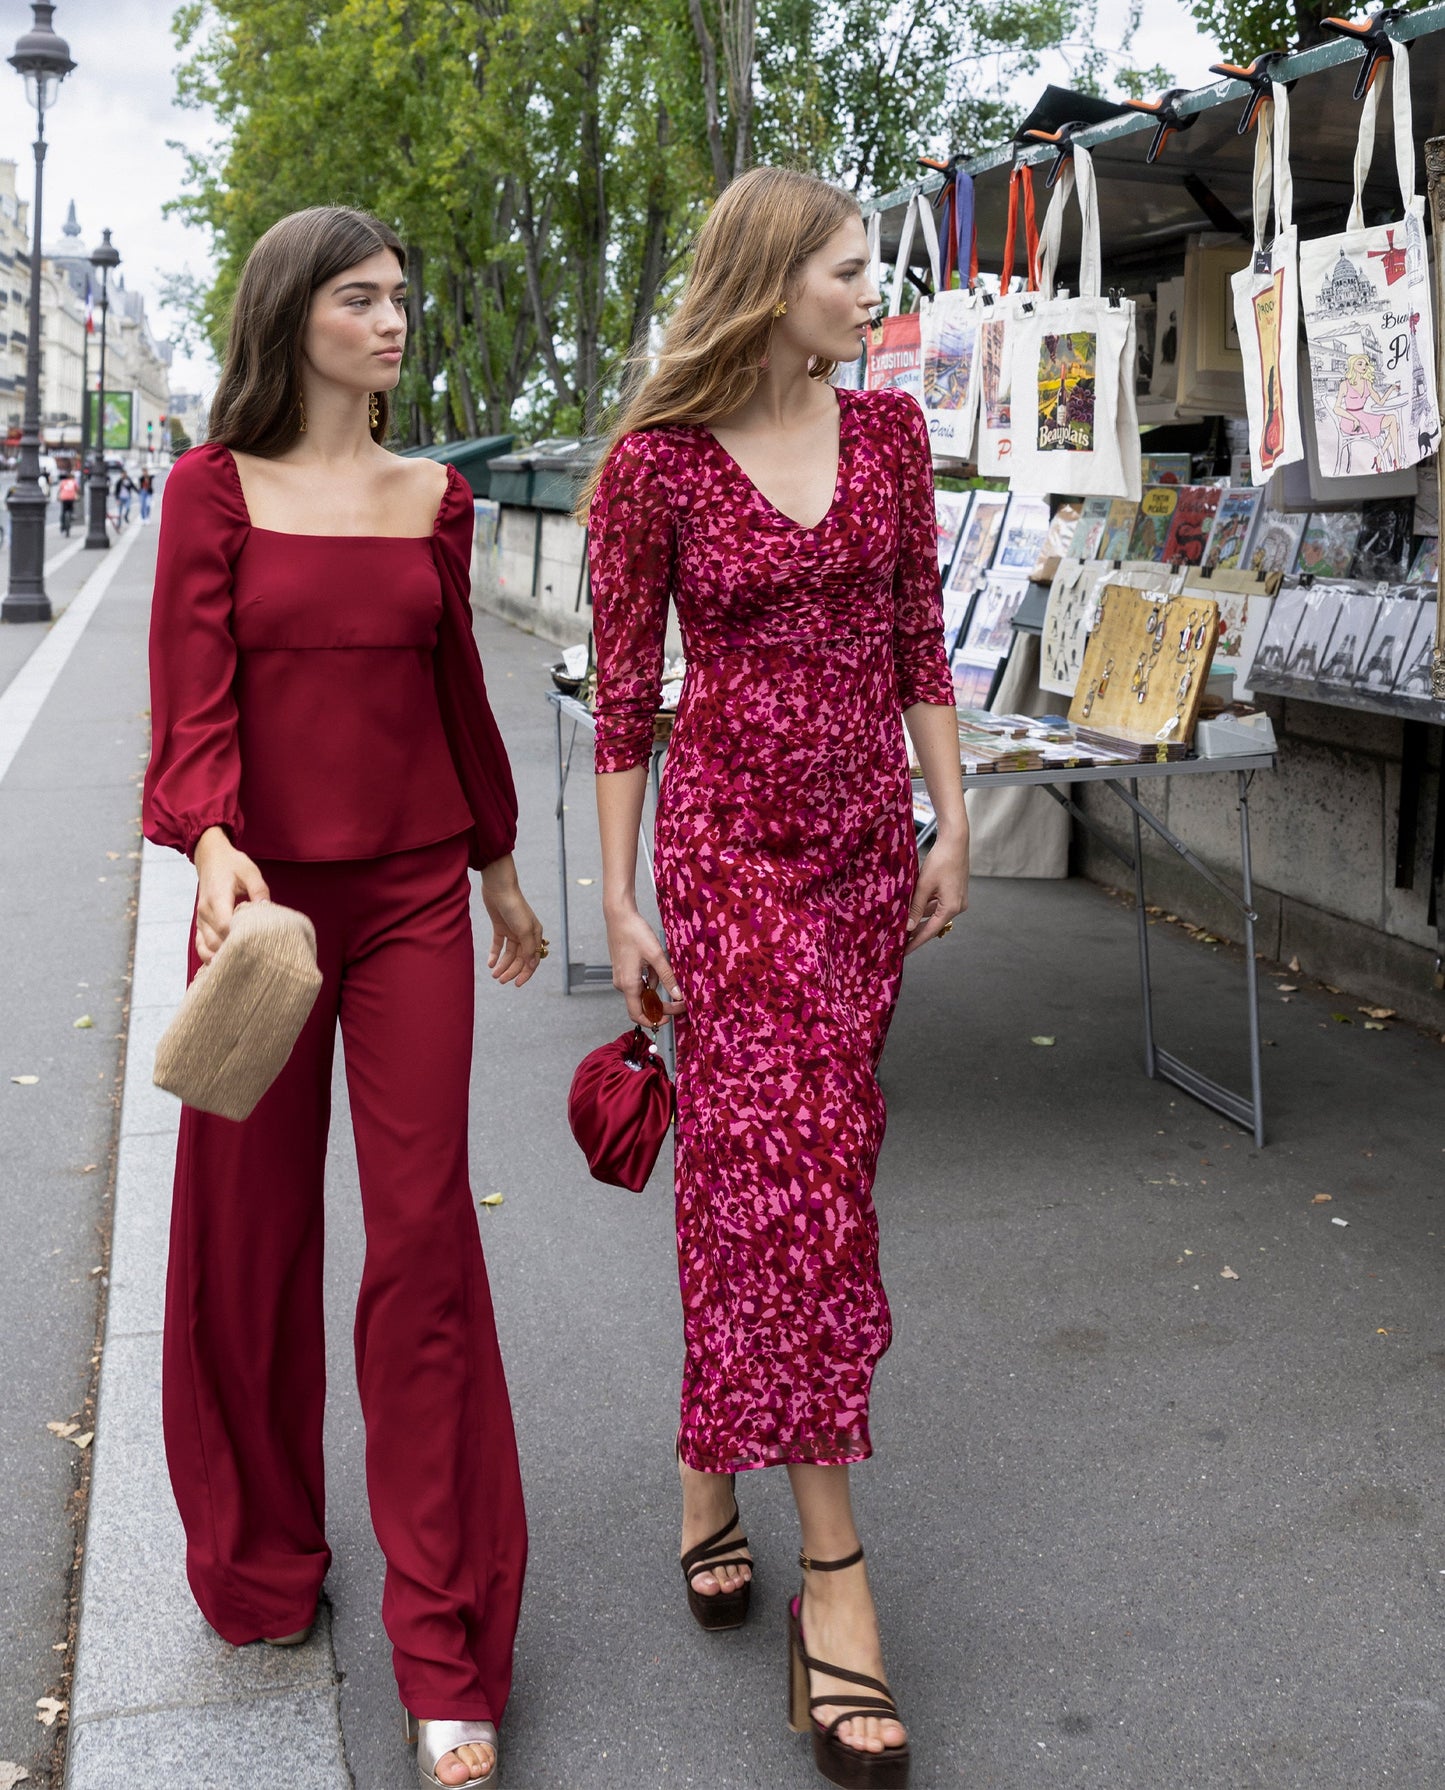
[0,160,31,440]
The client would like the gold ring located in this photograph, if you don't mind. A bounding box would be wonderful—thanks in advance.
[939,920,954,936]
[538,939,550,958]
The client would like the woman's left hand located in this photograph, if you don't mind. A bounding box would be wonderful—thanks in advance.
[905,828,969,955]
[479,854,547,987]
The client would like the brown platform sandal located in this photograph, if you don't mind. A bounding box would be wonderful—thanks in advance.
[679,1481,753,1631]
[787,1547,910,1789]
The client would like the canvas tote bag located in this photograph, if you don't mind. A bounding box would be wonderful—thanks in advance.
[975,163,1040,476]
[865,196,929,403]
[1299,38,1441,478]
[1005,145,1142,500]
[917,172,984,457]
[1232,82,1303,483]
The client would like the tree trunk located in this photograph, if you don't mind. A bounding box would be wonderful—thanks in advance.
[688,0,731,193]
[722,0,756,179]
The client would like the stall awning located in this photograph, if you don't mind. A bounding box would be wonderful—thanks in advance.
[866,3,1445,288]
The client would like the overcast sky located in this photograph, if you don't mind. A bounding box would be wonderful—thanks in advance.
[0,0,1220,404]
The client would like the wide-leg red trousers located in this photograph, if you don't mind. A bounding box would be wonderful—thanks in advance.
[163,834,527,1721]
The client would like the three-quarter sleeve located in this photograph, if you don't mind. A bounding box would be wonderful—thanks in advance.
[887,392,955,709]
[431,467,519,869]
[143,443,250,858]
[588,431,676,773]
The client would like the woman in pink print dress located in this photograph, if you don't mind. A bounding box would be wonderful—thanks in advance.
[1334,351,1402,470]
[583,167,969,1789]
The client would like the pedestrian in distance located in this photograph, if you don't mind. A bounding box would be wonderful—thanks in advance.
[143,205,543,1790]
[582,165,969,1790]
[57,470,78,534]
[113,468,135,525]
[138,467,154,521]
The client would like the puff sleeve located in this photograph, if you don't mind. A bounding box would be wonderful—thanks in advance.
[142,443,250,858]
[886,392,955,709]
[430,466,520,870]
[587,432,677,774]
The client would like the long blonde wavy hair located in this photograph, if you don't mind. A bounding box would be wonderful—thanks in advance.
[576,167,860,519]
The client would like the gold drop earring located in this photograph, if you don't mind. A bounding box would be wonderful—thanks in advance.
[298,394,307,434]
[369,392,380,430]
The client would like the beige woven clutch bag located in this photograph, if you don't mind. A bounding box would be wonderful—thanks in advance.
[153,901,323,1122]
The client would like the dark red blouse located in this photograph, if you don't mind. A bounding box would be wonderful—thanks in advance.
[143,442,517,868]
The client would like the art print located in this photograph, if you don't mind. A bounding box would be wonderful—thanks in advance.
[1354,591,1420,693]
[1251,585,1310,679]
[1250,511,1307,577]
[1126,485,1178,562]
[947,492,1007,589]
[1251,271,1288,472]
[1036,331,1097,452]
[1394,600,1440,697]
[979,313,1012,432]
[1040,561,1098,695]
[994,495,1051,573]
[1296,509,1361,580]
[1318,588,1379,686]
[1281,587,1343,683]
[1204,489,1262,571]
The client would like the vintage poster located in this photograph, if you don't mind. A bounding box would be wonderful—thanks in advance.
[1250,271,1289,473]
[1203,488,1263,571]
[979,313,1012,433]
[1035,331,1097,453]
[1125,485,1179,562]
[1099,498,1138,561]
[1160,485,1223,566]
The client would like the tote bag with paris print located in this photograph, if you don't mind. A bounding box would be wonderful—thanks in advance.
[1232,82,1303,483]
[1299,38,1441,478]
[865,198,927,405]
[917,171,985,458]
[1004,147,1142,501]
[975,163,1040,477]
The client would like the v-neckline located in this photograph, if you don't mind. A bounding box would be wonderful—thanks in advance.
[704,390,847,534]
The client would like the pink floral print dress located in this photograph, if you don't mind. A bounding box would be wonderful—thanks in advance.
[589,385,954,1472]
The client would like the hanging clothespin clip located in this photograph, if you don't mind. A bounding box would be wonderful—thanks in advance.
[1019,120,1088,188]
[1208,50,1289,134]
[1320,7,1405,100]
[1121,88,1198,163]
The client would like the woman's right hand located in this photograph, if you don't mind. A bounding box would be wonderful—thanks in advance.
[193,826,270,965]
[605,901,685,1028]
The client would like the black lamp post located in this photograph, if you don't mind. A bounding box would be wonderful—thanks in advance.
[84,229,118,552]
[4,3,75,623]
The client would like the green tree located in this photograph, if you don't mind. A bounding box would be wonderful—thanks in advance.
[1182,0,1433,60]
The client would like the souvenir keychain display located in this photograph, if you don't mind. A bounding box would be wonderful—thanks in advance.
[1069,586,1221,743]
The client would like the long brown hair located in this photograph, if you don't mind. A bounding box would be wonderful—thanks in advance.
[208,206,406,456]
[576,168,859,518]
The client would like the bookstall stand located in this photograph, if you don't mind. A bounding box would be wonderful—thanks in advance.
[916,755,1275,1146]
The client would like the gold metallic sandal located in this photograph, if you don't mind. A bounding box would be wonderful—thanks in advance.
[404,1711,499,1788]
[787,1547,910,1789]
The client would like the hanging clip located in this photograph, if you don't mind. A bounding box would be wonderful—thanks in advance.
[1121,87,1198,164]
[1208,50,1289,134]
[1019,120,1089,188]
[1320,8,1404,100]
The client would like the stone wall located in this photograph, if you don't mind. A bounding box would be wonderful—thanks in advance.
[1074,697,1445,1029]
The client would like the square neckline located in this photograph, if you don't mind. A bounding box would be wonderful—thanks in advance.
[701,388,849,534]
[221,443,452,541]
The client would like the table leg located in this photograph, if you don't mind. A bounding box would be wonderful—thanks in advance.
[1237,770,1265,1147]
[1130,778,1157,1077]
[554,702,573,993]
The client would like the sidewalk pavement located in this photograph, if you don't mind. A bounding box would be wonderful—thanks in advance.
[29,514,1445,1790]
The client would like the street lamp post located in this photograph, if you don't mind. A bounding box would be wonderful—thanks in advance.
[84,230,119,552]
[4,3,75,622]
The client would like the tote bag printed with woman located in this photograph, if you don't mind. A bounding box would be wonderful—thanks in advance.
[1299,38,1441,478]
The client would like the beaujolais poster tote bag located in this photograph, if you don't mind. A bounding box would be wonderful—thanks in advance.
[918,170,984,458]
[975,162,1040,477]
[1005,145,1142,501]
[1232,81,1303,483]
[1299,37,1441,478]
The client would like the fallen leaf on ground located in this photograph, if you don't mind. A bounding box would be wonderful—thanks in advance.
[1332,1217,1349,1228]
[35,1698,65,1726]
[1278,984,1298,993]
[46,1422,78,1438]
[105,852,120,861]
[80,1164,97,1174]
[11,1076,38,1086]
[1359,1006,1395,1020]
[478,1193,504,1208]
[1377,1328,1391,1335]
[73,1016,93,1030]
[1030,1036,1056,1047]
[1288,956,1301,973]
[1331,1013,1352,1024]
[1365,1021,1386,1032]
[0,1764,30,1789]
[68,1433,93,1450]
[576,877,594,885]
[1198,934,1219,944]
[1220,1266,1239,1279]
[1312,1194,1333,1204]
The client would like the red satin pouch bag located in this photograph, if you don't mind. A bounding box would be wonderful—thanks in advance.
[568,1025,674,1192]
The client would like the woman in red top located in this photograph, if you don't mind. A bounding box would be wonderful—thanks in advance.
[585,168,969,1789]
[143,207,540,1790]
